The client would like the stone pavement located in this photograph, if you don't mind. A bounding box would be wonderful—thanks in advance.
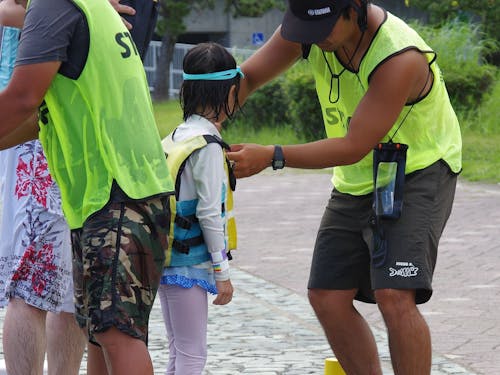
[0,171,499,374]
[231,171,500,375]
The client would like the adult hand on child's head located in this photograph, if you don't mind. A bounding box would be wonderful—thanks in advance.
[108,0,135,30]
[227,143,274,178]
[213,280,233,305]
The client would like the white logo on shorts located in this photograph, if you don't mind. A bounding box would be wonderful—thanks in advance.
[389,261,419,278]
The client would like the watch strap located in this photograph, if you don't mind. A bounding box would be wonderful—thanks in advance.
[272,145,285,170]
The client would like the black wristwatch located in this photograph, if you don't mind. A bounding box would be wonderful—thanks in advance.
[271,145,285,170]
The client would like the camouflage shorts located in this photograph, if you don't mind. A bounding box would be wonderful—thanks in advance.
[71,194,170,345]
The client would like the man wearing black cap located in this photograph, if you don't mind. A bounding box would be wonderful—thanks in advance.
[228,1,462,374]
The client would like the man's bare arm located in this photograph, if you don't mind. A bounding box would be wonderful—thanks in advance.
[0,0,25,28]
[0,61,61,149]
[0,112,38,150]
[228,50,429,177]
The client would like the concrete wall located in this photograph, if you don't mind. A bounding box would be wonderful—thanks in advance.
[228,8,283,48]
[180,1,427,48]
[182,2,283,49]
[183,1,228,32]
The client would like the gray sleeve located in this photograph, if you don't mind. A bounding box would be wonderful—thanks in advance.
[15,0,82,66]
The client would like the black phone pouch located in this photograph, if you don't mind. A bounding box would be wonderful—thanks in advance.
[372,142,408,220]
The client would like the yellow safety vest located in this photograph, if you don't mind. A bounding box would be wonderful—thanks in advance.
[161,133,237,267]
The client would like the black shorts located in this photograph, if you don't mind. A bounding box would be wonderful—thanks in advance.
[308,160,458,304]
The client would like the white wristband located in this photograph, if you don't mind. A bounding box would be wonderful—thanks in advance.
[210,249,228,264]
[213,259,229,274]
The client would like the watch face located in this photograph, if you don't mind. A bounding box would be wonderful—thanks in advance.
[272,145,285,170]
[272,160,285,170]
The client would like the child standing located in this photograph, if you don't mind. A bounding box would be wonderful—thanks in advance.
[159,42,242,374]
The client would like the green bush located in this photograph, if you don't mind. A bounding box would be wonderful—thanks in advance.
[283,61,325,142]
[411,20,497,109]
[233,77,289,130]
[233,20,498,143]
[406,0,500,64]
[461,70,500,135]
[230,60,325,142]
[444,66,496,108]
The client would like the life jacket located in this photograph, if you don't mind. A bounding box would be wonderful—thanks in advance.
[162,133,237,267]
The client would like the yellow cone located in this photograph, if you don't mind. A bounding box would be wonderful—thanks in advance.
[324,357,346,375]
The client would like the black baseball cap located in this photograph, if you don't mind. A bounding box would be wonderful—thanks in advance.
[281,0,352,44]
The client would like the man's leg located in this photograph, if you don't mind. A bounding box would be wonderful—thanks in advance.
[87,341,110,375]
[75,196,168,375]
[46,311,86,375]
[3,297,46,375]
[376,289,431,375]
[94,327,154,375]
[309,289,383,375]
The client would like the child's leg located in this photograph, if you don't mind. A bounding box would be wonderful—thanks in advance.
[158,284,177,374]
[158,284,208,375]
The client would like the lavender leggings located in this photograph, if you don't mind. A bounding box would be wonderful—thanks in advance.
[158,284,208,375]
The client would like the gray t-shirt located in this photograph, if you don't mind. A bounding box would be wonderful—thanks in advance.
[16,0,89,79]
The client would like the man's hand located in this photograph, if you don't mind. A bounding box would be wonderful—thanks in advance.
[0,111,38,150]
[227,143,274,178]
[108,0,135,30]
[213,279,233,305]
[0,61,60,150]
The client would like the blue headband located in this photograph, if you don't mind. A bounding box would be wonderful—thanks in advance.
[182,67,244,81]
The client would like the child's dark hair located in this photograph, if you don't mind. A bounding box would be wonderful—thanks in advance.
[180,42,242,122]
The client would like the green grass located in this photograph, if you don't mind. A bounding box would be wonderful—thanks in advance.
[154,99,183,138]
[460,130,500,183]
[222,124,307,145]
[153,100,500,184]
[153,100,307,145]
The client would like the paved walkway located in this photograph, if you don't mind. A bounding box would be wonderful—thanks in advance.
[1,171,499,374]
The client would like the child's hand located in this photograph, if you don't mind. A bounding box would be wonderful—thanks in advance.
[213,279,233,305]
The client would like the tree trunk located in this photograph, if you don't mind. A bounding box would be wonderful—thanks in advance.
[153,33,177,101]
